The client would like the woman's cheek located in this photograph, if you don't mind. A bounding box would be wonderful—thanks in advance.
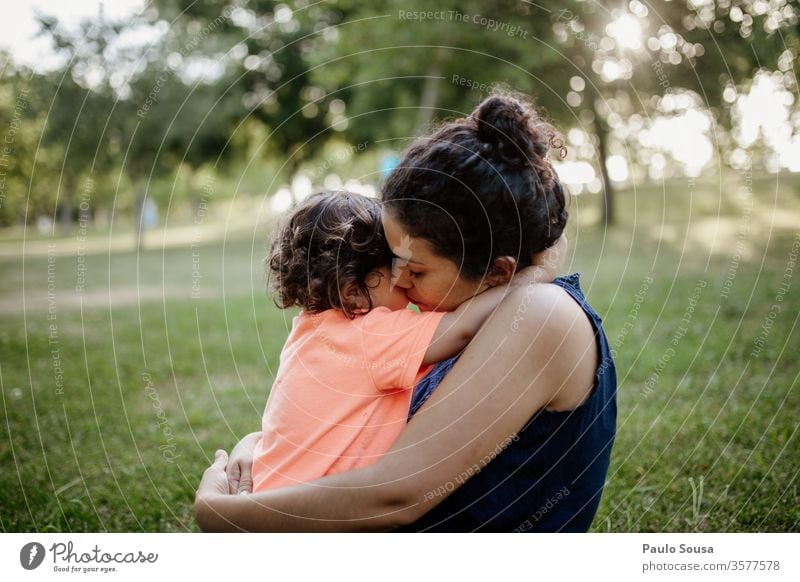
[416,283,438,309]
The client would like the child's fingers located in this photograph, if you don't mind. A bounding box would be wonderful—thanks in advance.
[227,460,241,493]
[237,463,253,494]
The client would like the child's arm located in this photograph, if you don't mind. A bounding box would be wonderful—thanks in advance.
[421,262,557,365]
[422,285,511,365]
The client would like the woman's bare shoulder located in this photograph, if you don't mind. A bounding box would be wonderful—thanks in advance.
[502,282,586,330]
[500,283,598,410]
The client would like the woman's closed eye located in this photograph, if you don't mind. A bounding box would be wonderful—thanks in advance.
[409,270,423,279]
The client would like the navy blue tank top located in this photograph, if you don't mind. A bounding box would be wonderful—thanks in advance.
[399,273,617,532]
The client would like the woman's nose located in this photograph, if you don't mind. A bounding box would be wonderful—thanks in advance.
[390,261,412,289]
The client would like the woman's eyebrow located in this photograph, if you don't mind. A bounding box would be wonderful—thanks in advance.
[405,258,425,266]
[391,250,424,265]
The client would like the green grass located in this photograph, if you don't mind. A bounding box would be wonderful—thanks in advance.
[573,173,800,532]
[1,173,799,531]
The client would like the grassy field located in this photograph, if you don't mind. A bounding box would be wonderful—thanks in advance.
[1,172,799,532]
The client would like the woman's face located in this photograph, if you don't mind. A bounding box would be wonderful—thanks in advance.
[382,210,489,312]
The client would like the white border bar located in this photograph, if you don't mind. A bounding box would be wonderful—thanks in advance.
[1,533,798,581]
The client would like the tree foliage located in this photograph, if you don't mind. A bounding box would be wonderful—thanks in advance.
[2,1,797,229]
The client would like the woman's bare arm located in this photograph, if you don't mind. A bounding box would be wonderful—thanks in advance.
[195,283,597,532]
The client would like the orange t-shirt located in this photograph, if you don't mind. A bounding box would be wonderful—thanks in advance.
[252,306,446,492]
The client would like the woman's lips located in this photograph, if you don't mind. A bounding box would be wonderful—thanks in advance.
[405,293,429,310]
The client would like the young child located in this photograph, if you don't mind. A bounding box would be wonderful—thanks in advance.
[251,191,554,492]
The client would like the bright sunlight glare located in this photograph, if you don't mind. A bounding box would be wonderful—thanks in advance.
[606,14,642,50]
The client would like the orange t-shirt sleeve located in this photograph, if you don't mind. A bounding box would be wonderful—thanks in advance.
[358,308,446,391]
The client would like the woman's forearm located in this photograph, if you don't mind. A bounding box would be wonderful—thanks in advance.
[195,464,418,532]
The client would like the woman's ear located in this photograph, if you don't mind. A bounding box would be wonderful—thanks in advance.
[486,256,517,287]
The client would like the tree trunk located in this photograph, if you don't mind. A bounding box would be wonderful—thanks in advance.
[59,174,75,234]
[134,182,145,251]
[415,49,447,135]
[592,106,615,226]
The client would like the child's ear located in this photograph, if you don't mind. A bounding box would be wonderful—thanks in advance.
[341,280,369,310]
[486,256,517,287]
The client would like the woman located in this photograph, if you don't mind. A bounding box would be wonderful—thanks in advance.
[195,92,617,532]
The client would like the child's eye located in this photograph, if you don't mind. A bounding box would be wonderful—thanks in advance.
[409,271,423,279]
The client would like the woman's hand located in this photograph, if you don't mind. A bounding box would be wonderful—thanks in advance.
[195,450,232,532]
[226,431,261,494]
[197,450,230,498]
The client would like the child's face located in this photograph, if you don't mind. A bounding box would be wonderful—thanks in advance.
[365,266,410,311]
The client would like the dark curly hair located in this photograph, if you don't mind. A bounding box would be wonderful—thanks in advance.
[267,191,393,318]
[382,91,568,281]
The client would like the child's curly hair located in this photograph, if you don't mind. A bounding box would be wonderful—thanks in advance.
[267,191,393,318]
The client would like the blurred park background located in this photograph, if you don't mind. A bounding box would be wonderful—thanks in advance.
[1,0,799,531]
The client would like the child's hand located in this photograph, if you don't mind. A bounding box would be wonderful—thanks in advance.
[226,431,260,494]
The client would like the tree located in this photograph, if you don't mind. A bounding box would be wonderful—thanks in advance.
[0,60,51,227]
[310,1,559,145]
[150,0,348,179]
[33,14,121,232]
[309,0,800,225]
[33,4,249,245]
[517,0,799,223]
[116,61,245,247]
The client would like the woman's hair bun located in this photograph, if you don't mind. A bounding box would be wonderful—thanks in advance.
[472,93,564,178]
[382,90,569,277]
